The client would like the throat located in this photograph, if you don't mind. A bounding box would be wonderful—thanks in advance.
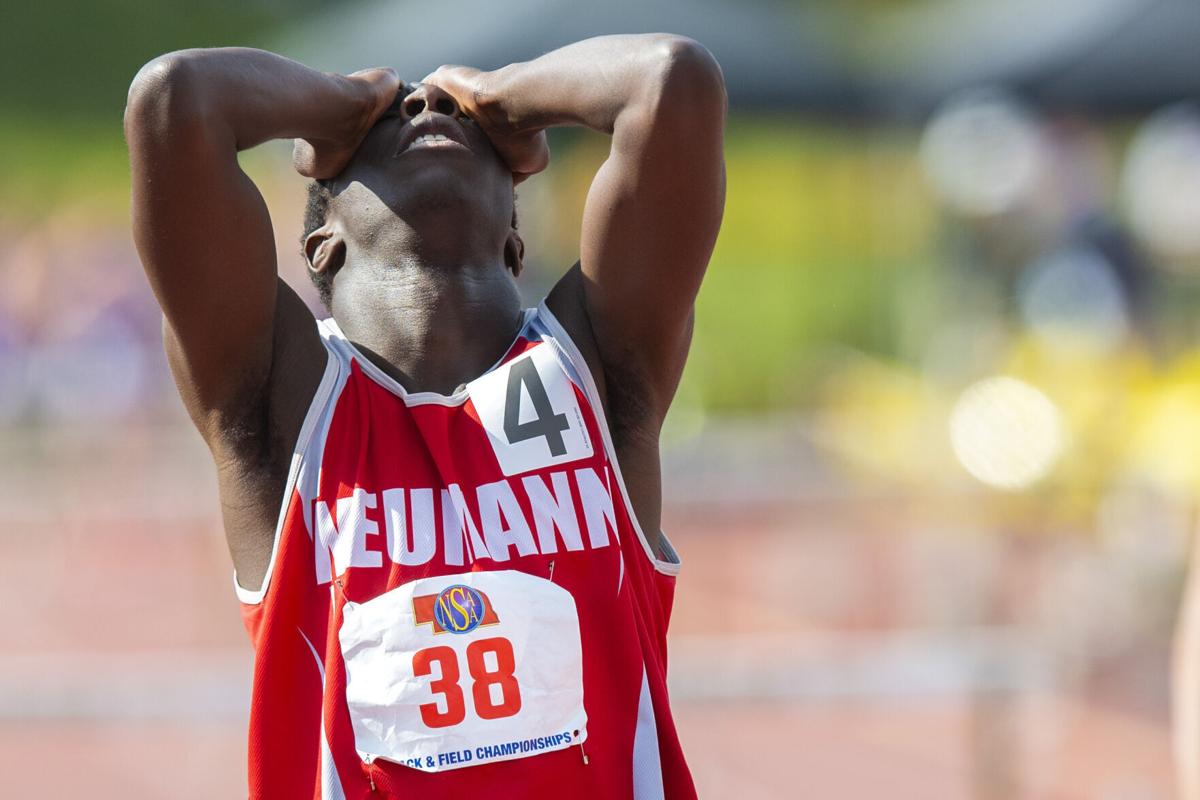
[333,263,525,395]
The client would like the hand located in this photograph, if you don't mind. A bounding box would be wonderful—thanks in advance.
[293,67,401,179]
[421,64,550,184]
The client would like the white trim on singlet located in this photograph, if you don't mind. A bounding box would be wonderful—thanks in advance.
[300,625,346,800]
[534,301,682,576]
[235,304,680,604]
[320,726,347,800]
[234,342,342,605]
[236,309,537,604]
[318,309,536,407]
[631,666,666,799]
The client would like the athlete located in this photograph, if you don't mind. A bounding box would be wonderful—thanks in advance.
[125,33,725,799]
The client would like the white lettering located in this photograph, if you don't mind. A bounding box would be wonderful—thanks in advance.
[339,489,382,573]
[409,488,437,566]
[315,488,382,579]
[383,488,436,566]
[523,472,583,553]
[309,469,618,582]
[575,467,617,549]
[441,484,491,566]
[313,499,336,585]
[478,479,537,562]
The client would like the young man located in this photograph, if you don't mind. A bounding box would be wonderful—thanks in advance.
[125,33,725,799]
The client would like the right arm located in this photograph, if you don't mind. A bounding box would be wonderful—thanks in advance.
[124,48,396,436]
[124,49,397,587]
[1176,524,1200,800]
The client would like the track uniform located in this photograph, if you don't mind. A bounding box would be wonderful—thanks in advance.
[237,303,694,799]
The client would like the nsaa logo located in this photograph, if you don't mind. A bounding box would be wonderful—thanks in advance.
[413,584,500,635]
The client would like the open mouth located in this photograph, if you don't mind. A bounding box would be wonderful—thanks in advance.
[401,133,471,154]
[395,116,473,157]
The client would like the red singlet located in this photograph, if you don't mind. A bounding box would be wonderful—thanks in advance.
[237,303,695,799]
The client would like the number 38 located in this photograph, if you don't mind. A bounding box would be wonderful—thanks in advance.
[413,637,522,728]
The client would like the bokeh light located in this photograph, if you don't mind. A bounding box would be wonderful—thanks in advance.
[1123,103,1200,264]
[1017,244,1130,356]
[949,376,1064,490]
[919,89,1044,217]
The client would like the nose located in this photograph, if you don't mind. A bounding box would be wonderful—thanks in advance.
[401,82,461,119]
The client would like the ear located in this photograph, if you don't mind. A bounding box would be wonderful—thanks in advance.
[304,223,346,278]
[503,229,525,278]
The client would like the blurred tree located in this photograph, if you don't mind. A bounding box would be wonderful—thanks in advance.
[0,0,328,119]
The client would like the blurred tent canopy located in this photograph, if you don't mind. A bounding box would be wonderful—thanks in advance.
[2,0,1196,125]
[273,0,1200,118]
[867,0,1200,115]
[272,0,862,112]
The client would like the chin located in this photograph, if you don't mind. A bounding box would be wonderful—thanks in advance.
[394,174,507,225]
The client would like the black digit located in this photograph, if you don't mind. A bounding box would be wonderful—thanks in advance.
[503,358,570,456]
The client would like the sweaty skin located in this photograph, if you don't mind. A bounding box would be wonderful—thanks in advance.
[124,34,726,593]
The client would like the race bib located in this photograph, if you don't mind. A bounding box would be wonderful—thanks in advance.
[339,570,588,772]
[468,343,593,476]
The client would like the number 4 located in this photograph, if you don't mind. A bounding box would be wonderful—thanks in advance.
[503,358,570,456]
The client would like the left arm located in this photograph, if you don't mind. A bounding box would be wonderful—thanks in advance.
[427,34,727,420]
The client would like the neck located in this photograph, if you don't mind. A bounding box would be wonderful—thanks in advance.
[332,257,524,395]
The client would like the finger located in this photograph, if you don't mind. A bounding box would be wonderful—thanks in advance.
[292,139,319,178]
[512,144,552,184]
[349,67,402,116]
[350,66,399,84]
[421,66,482,101]
[349,66,400,98]
[419,64,463,85]
[500,132,550,177]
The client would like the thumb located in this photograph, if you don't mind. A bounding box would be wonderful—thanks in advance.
[348,67,401,115]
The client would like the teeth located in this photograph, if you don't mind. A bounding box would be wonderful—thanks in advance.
[406,133,452,151]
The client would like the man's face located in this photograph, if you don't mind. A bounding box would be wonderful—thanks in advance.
[328,82,515,244]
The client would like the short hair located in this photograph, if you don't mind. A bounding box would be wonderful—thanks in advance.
[301,180,519,311]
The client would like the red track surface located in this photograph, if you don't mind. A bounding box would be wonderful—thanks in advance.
[0,437,1179,798]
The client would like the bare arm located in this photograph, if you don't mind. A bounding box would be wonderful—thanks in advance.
[1176,525,1200,800]
[124,48,396,438]
[427,34,727,421]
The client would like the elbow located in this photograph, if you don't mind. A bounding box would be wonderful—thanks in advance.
[652,36,728,119]
[124,51,209,139]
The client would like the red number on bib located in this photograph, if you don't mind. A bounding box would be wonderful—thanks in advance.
[412,638,522,727]
[412,646,465,728]
[467,637,523,720]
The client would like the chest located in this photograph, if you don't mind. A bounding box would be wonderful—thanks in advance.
[308,342,627,605]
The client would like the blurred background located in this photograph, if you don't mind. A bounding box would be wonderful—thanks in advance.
[2,0,1199,797]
